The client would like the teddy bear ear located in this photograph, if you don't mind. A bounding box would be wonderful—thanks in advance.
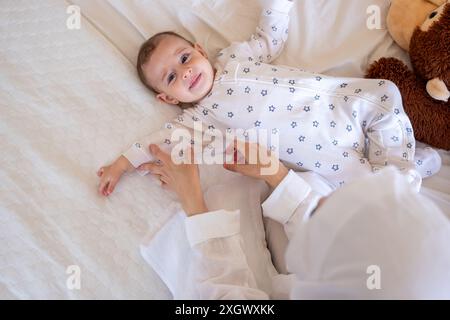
[420,1,447,32]
[426,0,446,6]
[387,0,442,51]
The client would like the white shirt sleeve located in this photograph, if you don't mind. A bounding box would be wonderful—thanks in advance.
[216,0,294,67]
[173,168,450,299]
[184,210,269,299]
[261,170,330,240]
[182,170,333,299]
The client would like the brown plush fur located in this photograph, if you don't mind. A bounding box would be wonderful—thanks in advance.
[367,58,450,150]
[366,3,450,150]
[410,4,450,87]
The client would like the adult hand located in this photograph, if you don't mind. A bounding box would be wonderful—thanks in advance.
[223,139,288,189]
[138,144,208,216]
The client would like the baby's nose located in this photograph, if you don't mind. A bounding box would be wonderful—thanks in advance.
[183,68,192,80]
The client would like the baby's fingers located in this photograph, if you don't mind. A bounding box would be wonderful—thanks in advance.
[106,179,117,196]
[98,179,109,196]
[103,182,111,196]
[97,167,105,177]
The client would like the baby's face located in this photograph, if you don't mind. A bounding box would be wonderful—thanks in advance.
[143,36,215,104]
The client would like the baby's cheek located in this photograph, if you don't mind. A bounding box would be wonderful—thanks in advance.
[172,86,188,103]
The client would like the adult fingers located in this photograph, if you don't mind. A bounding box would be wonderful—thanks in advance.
[223,162,249,175]
[227,139,254,164]
[138,162,164,175]
[160,176,173,191]
[149,144,171,164]
[223,163,237,172]
[160,175,170,185]
[237,140,270,166]
[225,140,241,164]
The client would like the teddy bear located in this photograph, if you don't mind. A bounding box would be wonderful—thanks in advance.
[366,0,450,150]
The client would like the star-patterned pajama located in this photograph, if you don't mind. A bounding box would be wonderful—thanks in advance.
[123,0,440,188]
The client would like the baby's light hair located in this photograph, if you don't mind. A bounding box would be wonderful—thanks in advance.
[136,31,194,94]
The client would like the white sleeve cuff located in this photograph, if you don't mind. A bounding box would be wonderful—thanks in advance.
[264,0,294,14]
[122,143,154,176]
[185,210,240,247]
[262,170,311,224]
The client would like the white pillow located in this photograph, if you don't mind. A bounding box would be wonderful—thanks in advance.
[73,0,410,77]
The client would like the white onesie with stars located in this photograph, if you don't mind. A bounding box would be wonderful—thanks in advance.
[123,0,440,188]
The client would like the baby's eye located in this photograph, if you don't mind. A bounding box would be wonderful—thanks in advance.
[181,53,190,64]
[167,72,175,84]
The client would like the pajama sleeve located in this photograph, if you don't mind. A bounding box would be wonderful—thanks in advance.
[216,0,294,67]
[261,170,327,240]
[122,107,223,174]
[184,210,269,299]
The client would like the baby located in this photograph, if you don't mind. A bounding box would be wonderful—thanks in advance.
[97,0,440,196]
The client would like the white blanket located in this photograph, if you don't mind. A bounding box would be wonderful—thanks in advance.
[1,0,448,299]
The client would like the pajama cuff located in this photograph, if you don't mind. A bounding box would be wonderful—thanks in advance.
[185,210,240,247]
[262,170,312,224]
[122,143,153,176]
[264,0,294,14]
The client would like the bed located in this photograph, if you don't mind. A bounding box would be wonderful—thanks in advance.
[0,0,448,299]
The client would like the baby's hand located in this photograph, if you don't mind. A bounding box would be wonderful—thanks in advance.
[97,155,133,196]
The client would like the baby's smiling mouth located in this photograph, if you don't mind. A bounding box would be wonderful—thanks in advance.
[189,73,202,90]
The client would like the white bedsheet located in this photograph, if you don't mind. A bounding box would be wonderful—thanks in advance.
[0,0,176,299]
[1,0,448,299]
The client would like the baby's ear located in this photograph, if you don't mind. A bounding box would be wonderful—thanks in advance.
[156,93,179,105]
[194,43,208,59]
